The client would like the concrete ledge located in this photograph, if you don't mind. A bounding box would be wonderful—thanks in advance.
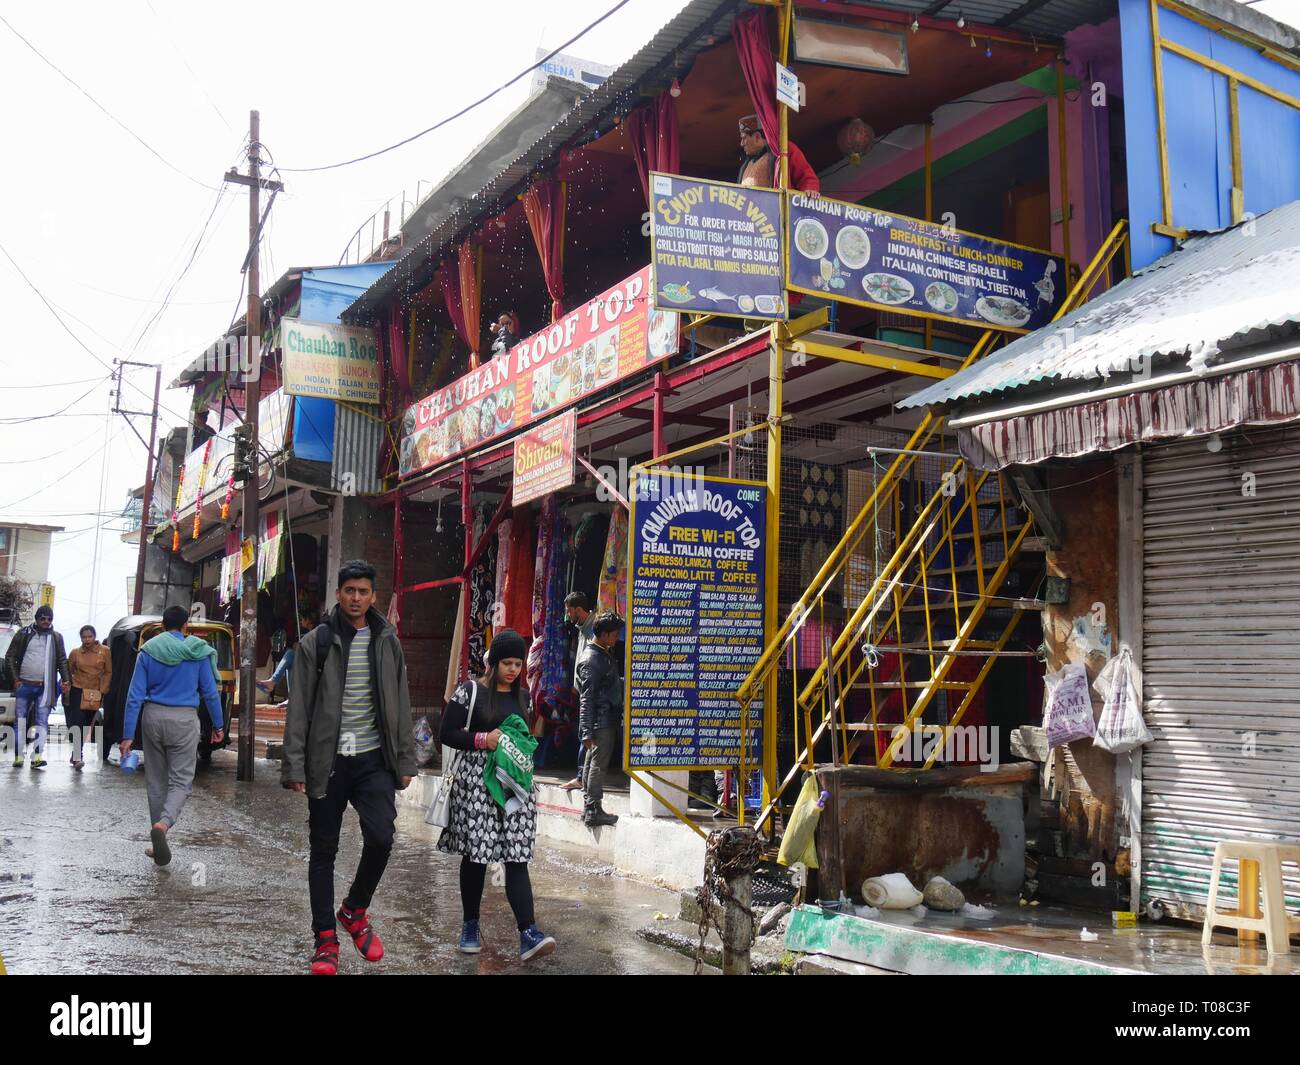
[636,918,790,974]
[399,772,708,891]
[795,954,898,976]
[784,905,1142,975]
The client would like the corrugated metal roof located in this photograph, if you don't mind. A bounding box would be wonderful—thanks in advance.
[901,200,1300,410]
[344,0,738,322]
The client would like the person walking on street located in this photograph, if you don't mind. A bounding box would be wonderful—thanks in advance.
[4,605,69,770]
[282,560,416,977]
[576,611,625,828]
[119,606,224,865]
[439,628,556,962]
[560,591,596,792]
[257,608,318,700]
[67,625,111,771]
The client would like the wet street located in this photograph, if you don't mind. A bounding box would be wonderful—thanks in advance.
[0,742,696,976]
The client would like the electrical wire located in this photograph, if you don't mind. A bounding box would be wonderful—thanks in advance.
[0,376,111,424]
[280,0,638,172]
[0,12,221,192]
[142,0,236,135]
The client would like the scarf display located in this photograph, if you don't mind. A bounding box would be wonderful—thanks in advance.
[502,506,536,634]
[494,517,512,615]
[598,507,629,616]
[445,585,466,702]
[466,503,498,676]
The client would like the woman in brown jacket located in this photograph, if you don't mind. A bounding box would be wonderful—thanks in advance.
[67,625,112,770]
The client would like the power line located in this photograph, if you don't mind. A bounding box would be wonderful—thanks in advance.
[279,0,637,173]
[0,376,111,425]
[142,0,236,135]
[0,12,221,192]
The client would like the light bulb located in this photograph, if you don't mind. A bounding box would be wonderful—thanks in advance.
[910,17,919,32]
[957,14,966,28]
[669,77,681,98]
[985,42,992,57]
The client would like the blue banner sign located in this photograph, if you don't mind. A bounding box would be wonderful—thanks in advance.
[626,471,767,770]
[649,172,787,321]
[787,192,1065,332]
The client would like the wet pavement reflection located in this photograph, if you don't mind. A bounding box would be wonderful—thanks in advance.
[0,749,696,975]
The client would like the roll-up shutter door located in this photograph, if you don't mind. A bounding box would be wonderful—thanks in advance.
[1141,427,1300,920]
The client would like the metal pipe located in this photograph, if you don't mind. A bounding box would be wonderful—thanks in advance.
[460,458,472,682]
[867,446,962,459]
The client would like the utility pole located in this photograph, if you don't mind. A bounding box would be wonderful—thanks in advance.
[224,110,282,782]
[113,360,163,615]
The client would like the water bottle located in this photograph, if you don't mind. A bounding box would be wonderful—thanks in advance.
[121,750,140,774]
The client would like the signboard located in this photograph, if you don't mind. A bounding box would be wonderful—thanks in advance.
[400,267,679,479]
[38,583,54,609]
[626,472,767,770]
[513,410,576,506]
[776,62,800,111]
[787,192,1065,333]
[530,48,614,93]
[280,318,381,404]
[650,173,787,320]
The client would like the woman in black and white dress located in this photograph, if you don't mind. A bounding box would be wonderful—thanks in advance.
[438,628,555,961]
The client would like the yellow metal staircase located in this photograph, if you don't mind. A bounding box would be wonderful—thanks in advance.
[737,221,1130,832]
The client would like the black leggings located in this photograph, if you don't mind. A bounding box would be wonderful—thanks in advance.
[459,857,535,930]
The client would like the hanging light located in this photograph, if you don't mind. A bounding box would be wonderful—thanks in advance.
[986,40,993,57]
[669,77,681,98]
[957,14,966,29]
[836,118,875,166]
[910,17,919,32]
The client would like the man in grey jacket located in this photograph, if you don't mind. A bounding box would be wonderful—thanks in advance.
[5,605,70,769]
[281,559,417,976]
[576,611,624,828]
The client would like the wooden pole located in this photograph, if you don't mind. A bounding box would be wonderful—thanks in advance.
[237,110,262,783]
[132,365,162,614]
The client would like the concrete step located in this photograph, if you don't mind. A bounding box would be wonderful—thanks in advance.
[635,917,791,974]
[398,770,711,892]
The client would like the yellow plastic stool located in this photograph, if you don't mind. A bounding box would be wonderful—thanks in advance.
[1202,840,1300,955]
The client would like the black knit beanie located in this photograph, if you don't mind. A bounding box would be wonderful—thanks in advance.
[488,627,528,667]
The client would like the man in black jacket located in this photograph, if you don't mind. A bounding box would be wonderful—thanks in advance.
[4,606,69,769]
[576,611,624,827]
[281,559,417,976]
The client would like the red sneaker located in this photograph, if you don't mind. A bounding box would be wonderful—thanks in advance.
[337,904,384,962]
[310,930,339,976]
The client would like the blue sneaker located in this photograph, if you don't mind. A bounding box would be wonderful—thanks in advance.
[519,924,556,961]
[458,919,482,955]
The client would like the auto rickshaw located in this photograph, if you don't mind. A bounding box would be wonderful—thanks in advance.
[100,615,237,764]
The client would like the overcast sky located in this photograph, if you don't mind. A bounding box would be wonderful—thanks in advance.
[2,0,1298,639]
[0,0,693,638]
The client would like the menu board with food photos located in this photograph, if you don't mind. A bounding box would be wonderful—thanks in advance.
[786,192,1065,333]
[400,266,680,478]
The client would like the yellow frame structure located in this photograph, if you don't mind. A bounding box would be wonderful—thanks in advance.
[1149,0,1300,233]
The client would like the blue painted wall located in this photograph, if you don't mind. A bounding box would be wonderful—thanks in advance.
[1120,0,1300,268]
[290,263,394,462]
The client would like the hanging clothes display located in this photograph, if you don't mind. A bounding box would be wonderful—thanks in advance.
[598,506,629,617]
[445,584,466,704]
[502,505,536,634]
[466,503,498,676]
[528,497,557,711]
[495,517,512,614]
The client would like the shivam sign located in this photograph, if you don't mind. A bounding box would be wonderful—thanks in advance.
[279,318,381,404]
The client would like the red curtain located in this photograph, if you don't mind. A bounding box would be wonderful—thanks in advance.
[457,240,482,367]
[438,259,468,349]
[625,92,681,205]
[733,9,780,148]
[385,304,410,404]
[522,179,567,322]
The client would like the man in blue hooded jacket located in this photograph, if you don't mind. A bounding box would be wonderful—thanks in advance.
[120,605,224,866]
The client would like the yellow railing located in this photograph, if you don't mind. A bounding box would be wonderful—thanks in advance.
[737,220,1130,833]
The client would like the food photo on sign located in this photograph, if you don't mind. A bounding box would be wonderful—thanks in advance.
[787,192,1064,332]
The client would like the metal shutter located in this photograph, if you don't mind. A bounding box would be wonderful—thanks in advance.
[1141,427,1300,920]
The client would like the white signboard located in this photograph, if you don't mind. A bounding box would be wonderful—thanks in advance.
[280,317,381,404]
[776,62,800,111]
